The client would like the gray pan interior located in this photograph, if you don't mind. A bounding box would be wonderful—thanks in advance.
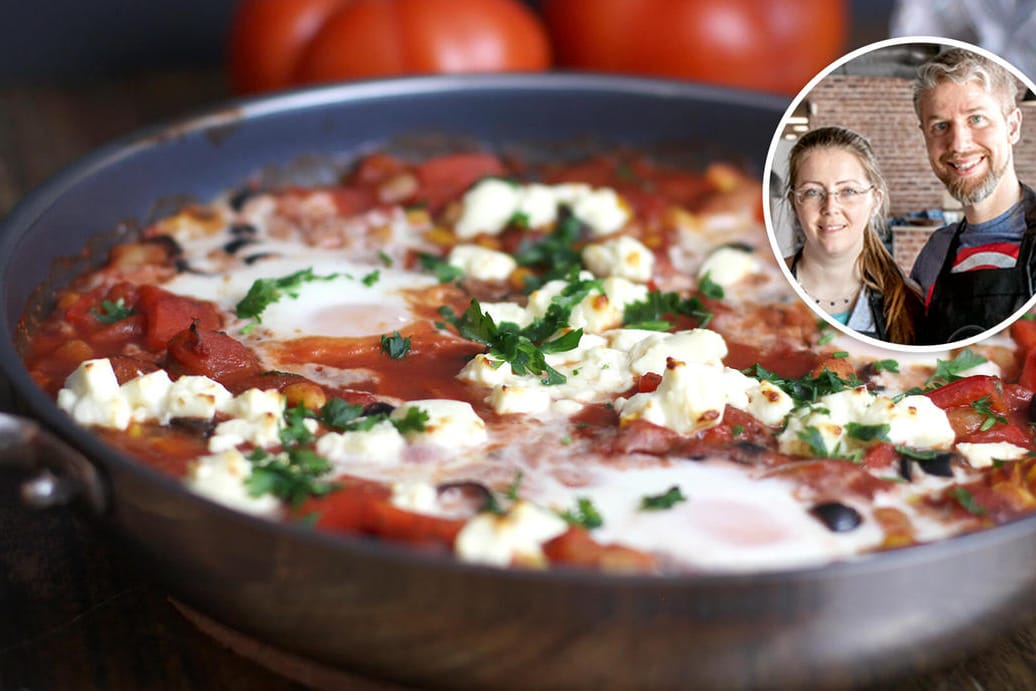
[1,74,1034,689]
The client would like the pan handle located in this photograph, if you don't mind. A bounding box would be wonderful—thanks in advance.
[0,412,109,515]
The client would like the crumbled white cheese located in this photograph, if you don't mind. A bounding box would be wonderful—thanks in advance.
[120,369,174,423]
[454,500,569,567]
[627,329,728,376]
[167,376,233,419]
[479,301,532,328]
[956,442,1030,468]
[566,277,649,334]
[582,236,655,282]
[391,480,441,514]
[617,359,753,434]
[454,179,630,239]
[315,420,407,465]
[698,246,757,286]
[490,384,553,414]
[209,415,283,453]
[741,379,796,426]
[186,449,281,517]
[57,358,131,429]
[778,387,955,458]
[447,244,518,282]
[453,179,521,239]
[393,399,488,447]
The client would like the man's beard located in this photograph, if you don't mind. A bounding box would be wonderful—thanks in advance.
[940,153,1007,207]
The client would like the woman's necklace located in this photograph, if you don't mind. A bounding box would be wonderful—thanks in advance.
[801,283,862,309]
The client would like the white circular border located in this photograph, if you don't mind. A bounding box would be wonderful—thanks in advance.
[762,35,1036,354]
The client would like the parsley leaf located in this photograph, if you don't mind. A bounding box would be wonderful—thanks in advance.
[417,253,465,283]
[92,298,135,324]
[504,470,524,501]
[236,268,339,323]
[380,331,412,359]
[361,270,381,286]
[319,398,366,429]
[845,422,890,443]
[797,426,830,458]
[872,359,900,374]
[377,251,393,267]
[745,364,861,406]
[926,349,988,388]
[560,497,604,529]
[698,272,724,300]
[244,448,339,508]
[639,486,687,511]
[970,395,1008,432]
[513,208,584,290]
[894,445,938,460]
[623,289,712,330]
[951,486,987,516]
[391,406,429,435]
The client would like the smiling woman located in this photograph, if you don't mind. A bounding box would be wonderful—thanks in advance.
[784,126,924,344]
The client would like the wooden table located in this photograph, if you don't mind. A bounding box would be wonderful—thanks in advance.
[3,69,1036,691]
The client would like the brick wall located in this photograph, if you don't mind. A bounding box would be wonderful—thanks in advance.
[805,74,1036,273]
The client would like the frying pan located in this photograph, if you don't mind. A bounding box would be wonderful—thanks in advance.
[1,74,1033,690]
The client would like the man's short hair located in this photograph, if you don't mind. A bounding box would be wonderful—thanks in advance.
[913,47,1022,119]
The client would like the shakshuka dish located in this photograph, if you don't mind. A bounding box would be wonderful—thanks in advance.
[19,148,1036,574]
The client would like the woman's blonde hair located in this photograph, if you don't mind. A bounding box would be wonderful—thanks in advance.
[787,126,920,344]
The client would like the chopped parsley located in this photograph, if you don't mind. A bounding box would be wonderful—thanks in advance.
[832,351,849,359]
[380,331,412,359]
[951,487,987,516]
[797,426,831,458]
[744,364,861,407]
[504,470,524,501]
[92,297,135,324]
[817,330,836,346]
[698,272,724,300]
[732,424,744,437]
[391,406,430,435]
[560,497,604,529]
[639,486,687,511]
[623,289,712,330]
[361,269,381,286]
[925,349,988,388]
[245,447,339,508]
[845,422,890,443]
[872,359,900,374]
[377,251,393,267]
[894,445,938,460]
[235,267,340,325]
[440,287,586,385]
[513,208,584,289]
[417,252,464,283]
[970,395,1008,432]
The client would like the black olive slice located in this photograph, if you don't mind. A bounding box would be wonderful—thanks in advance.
[363,401,396,417]
[809,502,862,533]
[918,452,955,478]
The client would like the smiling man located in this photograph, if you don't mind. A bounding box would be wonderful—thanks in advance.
[908,47,1035,344]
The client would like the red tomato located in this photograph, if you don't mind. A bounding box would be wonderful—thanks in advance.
[228,0,552,94]
[541,0,848,95]
[228,0,348,94]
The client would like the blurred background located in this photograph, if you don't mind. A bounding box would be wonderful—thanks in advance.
[0,0,896,87]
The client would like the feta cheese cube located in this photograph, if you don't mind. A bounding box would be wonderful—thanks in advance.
[167,376,232,419]
[186,449,281,517]
[698,246,758,286]
[454,179,521,238]
[448,244,518,282]
[315,420,407,464]
[582,236,655,282]
[955,442,1029,468]
[455,500,568,567]
[393,399,488,447]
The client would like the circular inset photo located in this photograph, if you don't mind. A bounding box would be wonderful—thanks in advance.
[764,36,1036,350]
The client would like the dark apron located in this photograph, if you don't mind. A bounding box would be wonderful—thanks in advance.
[923,185,1036,344]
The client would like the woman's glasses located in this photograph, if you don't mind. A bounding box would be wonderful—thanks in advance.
[793,185,874,208]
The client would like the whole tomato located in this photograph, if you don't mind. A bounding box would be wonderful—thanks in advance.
[228,0,552,94]
[541,0,848,95]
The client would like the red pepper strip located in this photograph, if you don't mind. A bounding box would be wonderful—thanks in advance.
[924,375,1008,415]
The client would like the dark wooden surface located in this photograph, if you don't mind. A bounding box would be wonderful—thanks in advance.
[4,68,1036,691]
